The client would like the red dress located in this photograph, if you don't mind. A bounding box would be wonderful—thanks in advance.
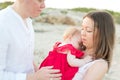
[39,42,84,80]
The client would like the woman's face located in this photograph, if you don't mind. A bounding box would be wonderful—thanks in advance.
[81,17,96,50]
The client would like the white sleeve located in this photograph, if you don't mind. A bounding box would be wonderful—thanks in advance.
[0,26,26,80]
[0,71,26,80]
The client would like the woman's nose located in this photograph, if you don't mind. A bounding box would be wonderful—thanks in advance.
[81,30,86,36]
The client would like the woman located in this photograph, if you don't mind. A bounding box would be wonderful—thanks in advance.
[73,11,115,80]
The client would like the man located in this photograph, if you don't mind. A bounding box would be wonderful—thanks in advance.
[0,0,61,80]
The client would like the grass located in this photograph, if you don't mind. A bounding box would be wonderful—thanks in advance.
[0,1,13,9]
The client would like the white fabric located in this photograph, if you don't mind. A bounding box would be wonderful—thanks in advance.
[0,6,35,80]
[72,59,105,80]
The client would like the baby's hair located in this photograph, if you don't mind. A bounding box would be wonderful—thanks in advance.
[63,27,81,41]
[63,27,86,51]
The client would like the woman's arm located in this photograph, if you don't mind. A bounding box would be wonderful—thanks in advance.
[83,60,108,80]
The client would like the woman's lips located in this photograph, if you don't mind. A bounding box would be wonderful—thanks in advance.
[82,38,86,42]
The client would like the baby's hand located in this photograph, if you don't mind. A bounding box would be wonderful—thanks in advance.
[83,55,93,63]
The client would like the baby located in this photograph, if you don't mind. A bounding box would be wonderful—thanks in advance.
[39,27,92,80]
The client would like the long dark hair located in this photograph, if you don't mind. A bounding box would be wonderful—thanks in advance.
[84,11,115,69]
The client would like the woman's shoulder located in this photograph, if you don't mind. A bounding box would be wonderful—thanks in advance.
[81,59,108,80]
[80,59,108,71]
[88,59,108,74]
[73,59,108,80]
[92,59,108,67]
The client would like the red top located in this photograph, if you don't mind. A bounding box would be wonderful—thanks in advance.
[39,42,84,80]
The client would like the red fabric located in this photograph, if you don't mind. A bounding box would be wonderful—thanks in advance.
[39,42,84,80]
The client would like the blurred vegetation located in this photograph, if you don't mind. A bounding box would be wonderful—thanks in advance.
[0,1,120,24]
[70,7,97,12]
[0,1,13,9]
[70,7,120,24]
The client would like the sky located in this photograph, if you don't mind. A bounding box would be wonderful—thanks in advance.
[0,0,120,12]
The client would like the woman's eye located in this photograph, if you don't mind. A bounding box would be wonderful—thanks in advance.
[87,30,92,32]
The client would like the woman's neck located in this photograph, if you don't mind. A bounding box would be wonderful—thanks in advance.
[84,48,95,56]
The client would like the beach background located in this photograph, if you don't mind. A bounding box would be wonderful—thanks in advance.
[0,1,120,79]
[33,9,120,80]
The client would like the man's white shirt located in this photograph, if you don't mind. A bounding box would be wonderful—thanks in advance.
[0,6,34,80]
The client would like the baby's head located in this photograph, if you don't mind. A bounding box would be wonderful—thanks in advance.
[63,27,82,49]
